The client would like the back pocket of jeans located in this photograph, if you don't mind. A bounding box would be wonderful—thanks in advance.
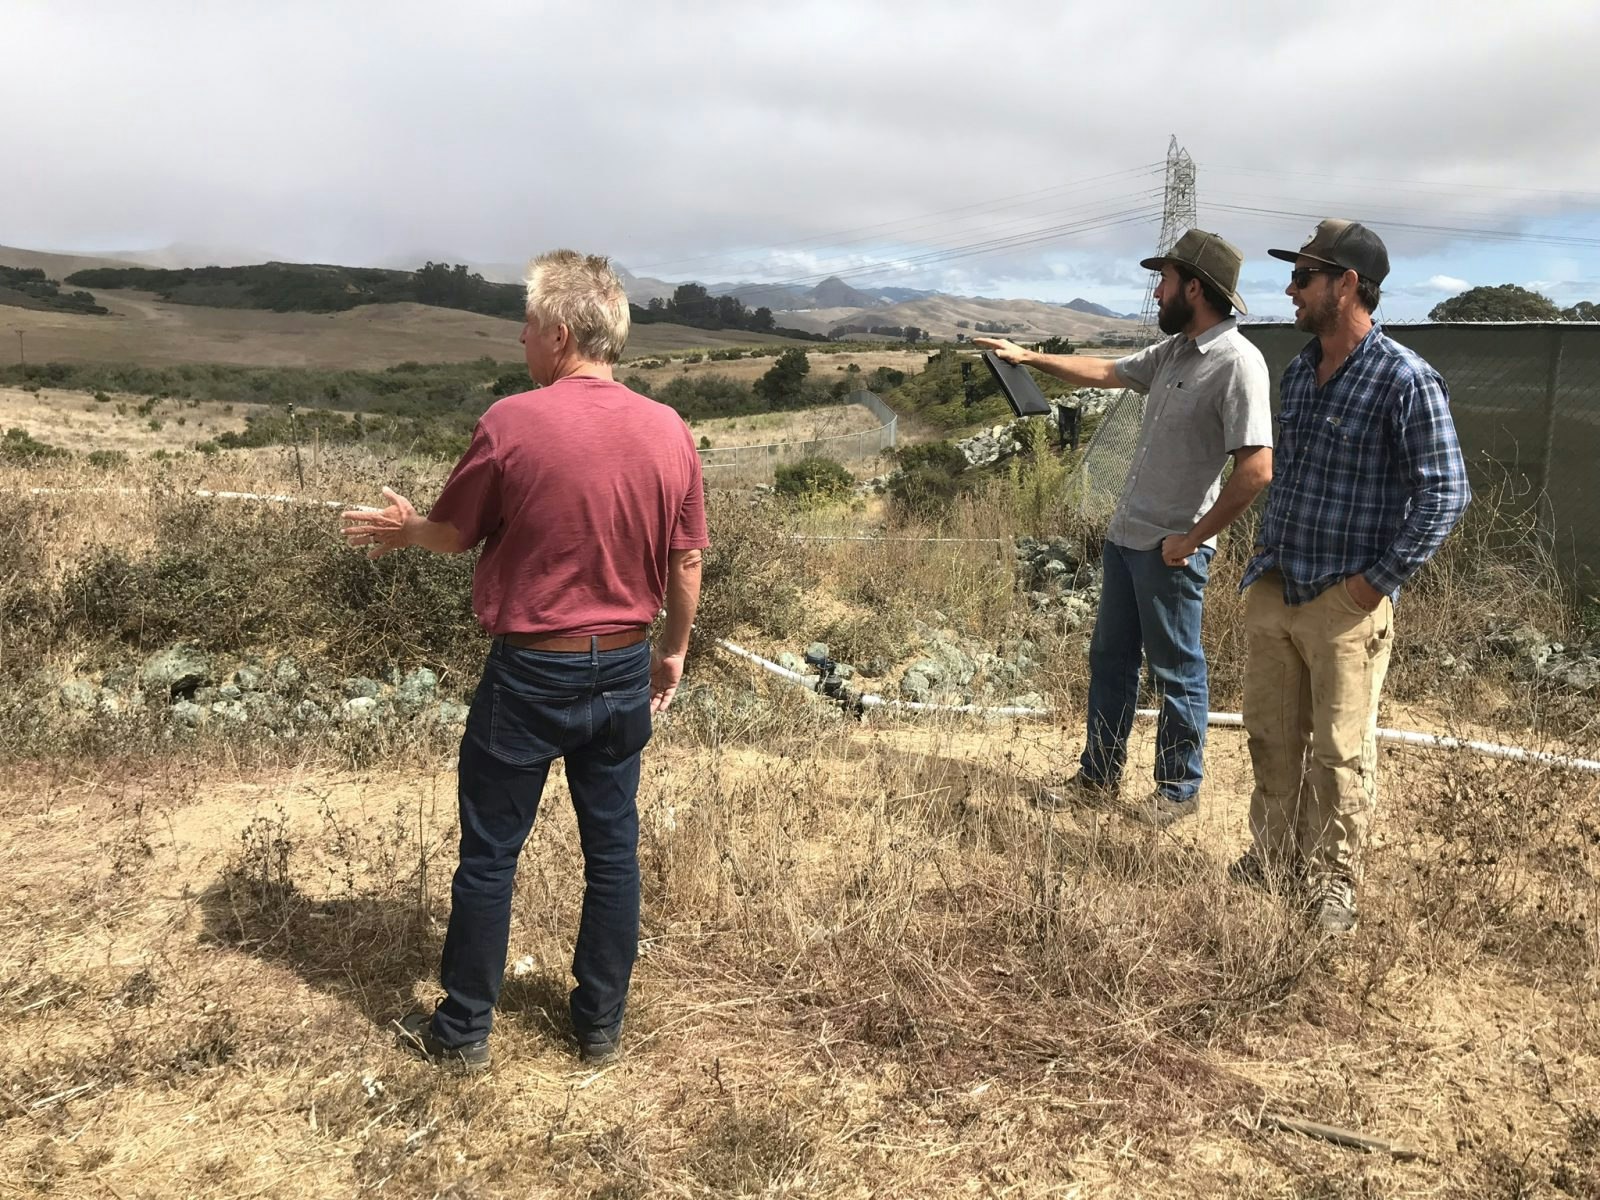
[488,683,570,766]
[600,684,653,761]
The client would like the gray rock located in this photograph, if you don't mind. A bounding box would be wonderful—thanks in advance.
[805,642,830,662]
[233,666,265,692]
[193,687,219,706]
[1550,656,1600,693]
[832,663,856,680]
[273,657,302,688]
[141,645,213,700]
[218,683,243,702]
[244,691,286,724]
[58,680,98,713]
[397,667,439,713]
[292,699,327,727]
[906,657,945,687]
[900,670,932,703]
[776,652,806,673]
[97,688,127,715]
[435,700,471,725]
[340,696,381,722]
[1006,692,1048,711]
[169,700,204,728]
[210,700,248,724]
[342,677,382,701]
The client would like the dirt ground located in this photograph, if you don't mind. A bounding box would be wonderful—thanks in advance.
[2,686,1597,1197]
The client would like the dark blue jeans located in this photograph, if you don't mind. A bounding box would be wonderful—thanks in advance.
[1081,539,1213,801]
[430,637,653,1050]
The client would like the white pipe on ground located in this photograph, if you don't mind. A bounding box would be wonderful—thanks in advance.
[720,641,1600,775]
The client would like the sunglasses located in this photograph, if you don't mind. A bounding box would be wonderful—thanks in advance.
[1290,266,1346,289]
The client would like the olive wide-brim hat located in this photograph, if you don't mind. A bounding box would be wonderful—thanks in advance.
[1140,228,1249,315]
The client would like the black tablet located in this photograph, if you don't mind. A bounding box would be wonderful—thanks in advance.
[981,351,1053,417]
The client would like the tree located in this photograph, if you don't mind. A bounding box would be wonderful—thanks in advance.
[753,348,810,408]
[1562,300,1599,322]
[1037,335,1074,355]
[1428,284,1561,322]
[903,326,925,344]
[669,282,713,320]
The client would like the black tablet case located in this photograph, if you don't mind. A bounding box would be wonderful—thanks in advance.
[981,351,1053,417]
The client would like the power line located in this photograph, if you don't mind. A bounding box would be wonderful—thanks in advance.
[630,163,1164,275]
[1207,201,1600,251]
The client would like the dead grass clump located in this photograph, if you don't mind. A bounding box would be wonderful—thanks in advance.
[694,491,813,650]
[689,1105,817,1196]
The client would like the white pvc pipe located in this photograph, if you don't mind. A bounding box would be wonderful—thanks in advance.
[719,641,1600,774]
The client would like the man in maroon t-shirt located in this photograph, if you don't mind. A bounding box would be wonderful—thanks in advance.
[342,250,708,1070]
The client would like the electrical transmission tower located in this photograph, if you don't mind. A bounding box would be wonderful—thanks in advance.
[1137,135,1197,338]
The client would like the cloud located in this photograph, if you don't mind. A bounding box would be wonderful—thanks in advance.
[1,0,1596,321]
[1424,275,1471,293]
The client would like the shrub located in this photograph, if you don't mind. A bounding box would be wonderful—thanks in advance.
[774,456,853,500]
[0,427,69,464]
[887,441,972,518]
[86,449,129,470]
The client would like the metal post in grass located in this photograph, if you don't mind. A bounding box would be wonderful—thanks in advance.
[287,403,305,490]
[1538,324,1565,509]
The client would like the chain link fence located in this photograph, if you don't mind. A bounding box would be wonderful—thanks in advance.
[1069,323,1600,591]
[697,389,897,485]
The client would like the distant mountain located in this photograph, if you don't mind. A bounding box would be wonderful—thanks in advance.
[1064,297,1139,320]
[809,276,882,309]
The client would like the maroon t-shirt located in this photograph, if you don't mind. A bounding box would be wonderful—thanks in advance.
[428,376,710,636]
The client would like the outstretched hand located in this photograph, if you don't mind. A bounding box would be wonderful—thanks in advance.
[340,487,417,559]
[972,336,1028,364]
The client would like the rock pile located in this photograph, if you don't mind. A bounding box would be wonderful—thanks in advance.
[55,644,472,734]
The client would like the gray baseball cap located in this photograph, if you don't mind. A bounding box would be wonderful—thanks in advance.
[1140,228,1249,315]
[1268,218,1390,284]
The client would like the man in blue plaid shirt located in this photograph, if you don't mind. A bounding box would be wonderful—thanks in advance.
[1236,219,1470,933]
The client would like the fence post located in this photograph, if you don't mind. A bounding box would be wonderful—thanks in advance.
[1539,324,1565,501]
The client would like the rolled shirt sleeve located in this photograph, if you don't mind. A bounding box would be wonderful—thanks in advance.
[1219,351,1273,452]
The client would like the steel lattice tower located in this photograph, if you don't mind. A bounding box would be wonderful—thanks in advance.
[1137,135,1197,339]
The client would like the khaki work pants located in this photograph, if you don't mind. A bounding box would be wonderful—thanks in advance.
[1242,571,1394,881]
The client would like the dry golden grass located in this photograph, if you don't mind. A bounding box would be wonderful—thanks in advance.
[0,385,261,453]
[1,449,1598,1197]
[3,290,813,370]
[688,403,886,451]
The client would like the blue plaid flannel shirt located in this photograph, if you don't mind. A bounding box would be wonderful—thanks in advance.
[1242,325,1470,605]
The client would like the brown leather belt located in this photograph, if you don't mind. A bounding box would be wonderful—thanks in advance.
[499,628,649,653]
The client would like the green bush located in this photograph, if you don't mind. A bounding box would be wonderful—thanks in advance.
[774,455,853,500]
[86,449,129,470]
[0,428,69,464]
[887,441,971,517]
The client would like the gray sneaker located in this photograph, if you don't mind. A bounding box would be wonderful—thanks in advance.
[1127,789,1198,829]
[1311,876,1359,934]
[393,1011,490,1073]
[1035,772,1118,811]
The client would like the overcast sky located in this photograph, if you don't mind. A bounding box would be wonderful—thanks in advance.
[6,0,1599,319]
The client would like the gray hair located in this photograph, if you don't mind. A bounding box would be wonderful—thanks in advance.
[523,250,630,364]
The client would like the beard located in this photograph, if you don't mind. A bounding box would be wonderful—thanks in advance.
[1295,288,1340,335]
[1157,291,1194,335]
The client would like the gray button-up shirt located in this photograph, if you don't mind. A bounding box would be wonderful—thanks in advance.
[1105,318,1272,551]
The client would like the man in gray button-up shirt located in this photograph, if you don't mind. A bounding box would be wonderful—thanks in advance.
[978,228,1272,826]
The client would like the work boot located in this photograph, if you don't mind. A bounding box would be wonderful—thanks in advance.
[1034,771,1118,812]
[393,1011,490,1073]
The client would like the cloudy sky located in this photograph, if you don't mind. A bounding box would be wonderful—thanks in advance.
[6,0,1599,319]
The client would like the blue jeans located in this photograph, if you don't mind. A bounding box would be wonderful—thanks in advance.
[1080,539,1213,801]
[430,637,653,1050]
